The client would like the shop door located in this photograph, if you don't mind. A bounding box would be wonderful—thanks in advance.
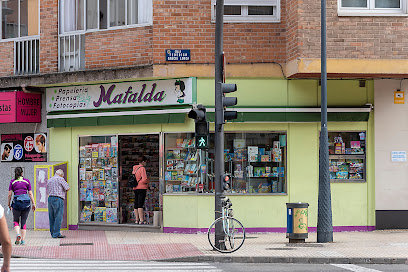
[119,135,160,224]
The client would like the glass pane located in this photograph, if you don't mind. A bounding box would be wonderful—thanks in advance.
[127,0,138,24]
[79,136,119,223]
[342,0,367,7]
[248,6,273,15]
[165,133,200,193]
[86,0,98,29]
[99,0,108,29]
[327,132,366,182]
[23,0,39,36]
[2,0,18,38]
[224,5,241,15]
[109,0,126,27]
[375,0,400,8]
[77,0,85,30]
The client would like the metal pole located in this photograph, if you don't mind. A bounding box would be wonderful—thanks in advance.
[317,0,333,243]
[214,0,225,249]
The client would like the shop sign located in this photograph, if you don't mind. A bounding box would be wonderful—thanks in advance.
[1,133,47,162]
[391,151,406,162]
[0,92,41,123]
[166,49,191,61]
[46,78,194,112]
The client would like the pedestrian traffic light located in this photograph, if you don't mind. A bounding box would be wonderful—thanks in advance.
[188,104,209,149]
[222,174,231,190]
[221,83,238,121]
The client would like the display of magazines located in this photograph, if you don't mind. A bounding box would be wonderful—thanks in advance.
[79,137,119,223]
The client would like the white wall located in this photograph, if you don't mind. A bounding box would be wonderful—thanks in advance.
[375,79,408,210]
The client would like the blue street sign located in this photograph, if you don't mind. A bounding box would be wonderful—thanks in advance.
[166,49,191,61]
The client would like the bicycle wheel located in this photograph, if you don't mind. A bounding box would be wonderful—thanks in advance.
[207,217,245,253]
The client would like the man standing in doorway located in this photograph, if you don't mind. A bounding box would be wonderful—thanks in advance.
[47,169,70,238]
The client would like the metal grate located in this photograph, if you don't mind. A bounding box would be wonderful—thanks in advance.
[14,38,40,75]
[60,243,94,246]
[59,33,85,72]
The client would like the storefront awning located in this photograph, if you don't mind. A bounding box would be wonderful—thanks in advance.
[47,109,189,128]
[47,106,372,127]
[206,106,372,122]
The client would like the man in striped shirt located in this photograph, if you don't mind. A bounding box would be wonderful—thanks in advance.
[47,169,70,238]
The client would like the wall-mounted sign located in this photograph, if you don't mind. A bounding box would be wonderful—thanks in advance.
[394,91,404,104]
[0,92,41,123]
[1,133,47,162]
[46,78,194,112]
[166,49,191,61]
[391,151,406,162]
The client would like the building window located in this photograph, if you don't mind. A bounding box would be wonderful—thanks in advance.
[211,0,281,23]
[1,0,39,40]
[338,0,407,16]
[59,0,152,34]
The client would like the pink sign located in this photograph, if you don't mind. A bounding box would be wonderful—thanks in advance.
[16,92,41,123]
[0,92,16,123]
[0,92,41,123]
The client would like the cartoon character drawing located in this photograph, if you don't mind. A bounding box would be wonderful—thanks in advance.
[174,80,185,104]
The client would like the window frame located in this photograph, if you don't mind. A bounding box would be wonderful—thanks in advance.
[0,0,40,42]
[338,0,408,16]
[211,0,281,23]
[59,0,152,35]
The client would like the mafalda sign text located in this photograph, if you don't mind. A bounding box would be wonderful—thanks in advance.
[46,78,193,112]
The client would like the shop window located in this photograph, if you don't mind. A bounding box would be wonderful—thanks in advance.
[328,131,366,182]
[79,134,160,225]
[79,135,119,223]
[164,133,204,193]
[164,132,287,194]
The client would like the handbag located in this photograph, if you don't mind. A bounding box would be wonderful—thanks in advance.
[127,174,138,188]
[128,167,142,188]
[11,194,31,211]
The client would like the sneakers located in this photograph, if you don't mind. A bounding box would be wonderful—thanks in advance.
[20,240,26,245]
[15,234,21,245]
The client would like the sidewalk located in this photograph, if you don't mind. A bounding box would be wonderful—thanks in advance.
[2,229,408,264]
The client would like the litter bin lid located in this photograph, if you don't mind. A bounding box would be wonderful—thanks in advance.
[286,202,309,208]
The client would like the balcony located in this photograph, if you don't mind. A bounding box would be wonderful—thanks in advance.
[59,33,85,72]
[14,38,40,75]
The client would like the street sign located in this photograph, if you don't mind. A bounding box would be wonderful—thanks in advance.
[195,135,208,149]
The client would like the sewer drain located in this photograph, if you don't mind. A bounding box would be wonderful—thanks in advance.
[60,243,94,246]
[265,247,296,250]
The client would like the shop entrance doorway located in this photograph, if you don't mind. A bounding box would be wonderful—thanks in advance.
[118,135,160,224]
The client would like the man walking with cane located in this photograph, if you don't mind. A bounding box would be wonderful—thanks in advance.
[47,169,70,238]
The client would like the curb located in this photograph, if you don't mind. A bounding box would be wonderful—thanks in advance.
[159,256,408,265]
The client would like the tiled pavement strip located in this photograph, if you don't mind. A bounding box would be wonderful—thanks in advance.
[2,229,408,264]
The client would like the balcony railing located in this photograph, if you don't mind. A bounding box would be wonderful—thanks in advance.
[14,38,40,75]
[59,33,85,72]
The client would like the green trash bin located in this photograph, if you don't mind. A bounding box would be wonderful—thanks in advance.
[286,202,309,243]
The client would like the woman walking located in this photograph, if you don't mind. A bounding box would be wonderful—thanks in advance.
[132,156,150,224]
[8,167,36,245]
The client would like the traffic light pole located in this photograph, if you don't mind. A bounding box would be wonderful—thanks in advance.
[317,0,333,243]
[214,0,225,250]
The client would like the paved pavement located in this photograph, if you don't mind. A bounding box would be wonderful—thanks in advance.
[2,229,408,264]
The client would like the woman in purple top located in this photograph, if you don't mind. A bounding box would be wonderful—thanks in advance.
[7,167,36,245]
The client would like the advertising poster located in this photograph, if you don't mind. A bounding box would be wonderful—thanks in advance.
[1,133,47,162]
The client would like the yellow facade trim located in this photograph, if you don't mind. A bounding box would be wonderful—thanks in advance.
[287,58,408,77]
[153,63,286,78]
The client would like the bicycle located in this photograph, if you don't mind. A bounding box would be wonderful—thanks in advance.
[207,196,246,253]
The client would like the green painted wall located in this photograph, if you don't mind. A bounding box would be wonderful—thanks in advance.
[49,78,375,230]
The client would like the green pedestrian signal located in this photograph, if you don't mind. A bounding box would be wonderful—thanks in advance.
[195,135,208,149]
